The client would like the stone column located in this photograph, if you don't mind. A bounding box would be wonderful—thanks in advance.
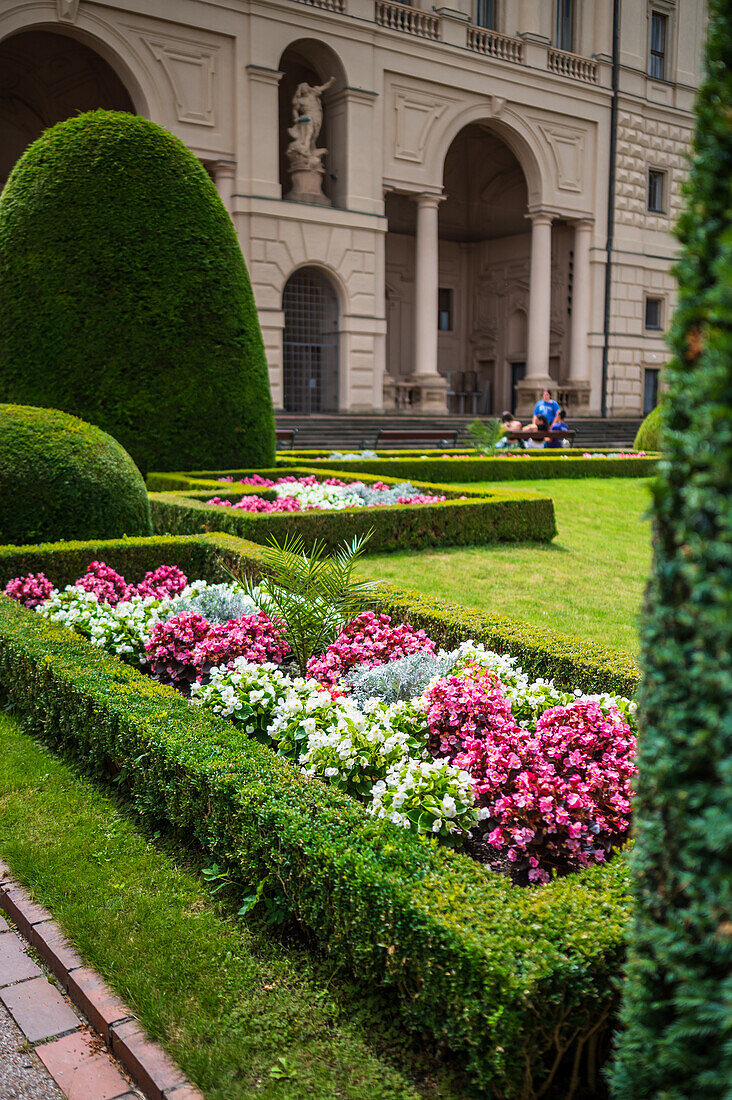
[526,212,553,378]
[565,219,593,415]
[211,160,236,216]
[516,211,554,416]
[410,193,447,412]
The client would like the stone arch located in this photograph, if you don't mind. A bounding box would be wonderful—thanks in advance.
[282,266,341,414]
[432,105,549,209]
[277,39,348,208]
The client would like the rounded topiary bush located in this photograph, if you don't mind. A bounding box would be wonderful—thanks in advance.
[0,405,152,544]
[0,110,275,473]
[633,404,664,451]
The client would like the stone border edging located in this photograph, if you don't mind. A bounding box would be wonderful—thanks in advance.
[0,859,204,1100]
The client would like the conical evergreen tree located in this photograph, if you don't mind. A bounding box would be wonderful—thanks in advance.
[610,2,732,1096]
[0,111,275,473]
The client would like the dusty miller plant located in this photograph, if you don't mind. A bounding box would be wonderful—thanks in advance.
[344,649,456,705]
[233,532,377,676]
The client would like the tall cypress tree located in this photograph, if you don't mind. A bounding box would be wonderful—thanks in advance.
[610,3,732,1096]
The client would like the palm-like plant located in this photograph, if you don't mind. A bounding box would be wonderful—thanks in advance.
[467,417,505,454]
[231,532,377,676]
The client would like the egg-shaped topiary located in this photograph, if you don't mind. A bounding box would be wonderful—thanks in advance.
[633,403,664,451]
[0,404,152,544]
[0,110,275,473]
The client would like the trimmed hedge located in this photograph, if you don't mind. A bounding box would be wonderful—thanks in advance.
[0,111,275,473]
[0,404,152,544]
[149,488,556,552]
[632,406,664,452]
[611,3,732,1095]
[267,455,658,483]
[0,538,634,1097]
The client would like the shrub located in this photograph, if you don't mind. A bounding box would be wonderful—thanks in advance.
[0,111,275,473]
[611,4,732,1096]
[458,701,636,884]
[3,572,54,609]
[632,404,664,451]
[0,405,152,544]
[308,611,435,686]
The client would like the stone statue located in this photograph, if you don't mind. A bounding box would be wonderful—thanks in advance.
[285,76,335,206]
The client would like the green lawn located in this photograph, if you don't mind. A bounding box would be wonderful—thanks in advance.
[362,477,653,657]
[0,713,466,1100]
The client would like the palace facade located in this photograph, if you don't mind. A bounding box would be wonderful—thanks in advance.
[0,0,707,416]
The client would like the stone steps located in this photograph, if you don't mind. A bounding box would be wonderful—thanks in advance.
[275,415,644,451]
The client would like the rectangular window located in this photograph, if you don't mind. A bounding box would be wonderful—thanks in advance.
[438,288,453,332]
[649,11,668,79]
[645,297,663,330]
[648,169,666,213]
[643,368,660,416]
[556,0,574,51]
[476,0,495,29]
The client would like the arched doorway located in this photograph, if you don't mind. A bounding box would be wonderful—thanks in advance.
[0,30,135,188]
[282,268,340,413]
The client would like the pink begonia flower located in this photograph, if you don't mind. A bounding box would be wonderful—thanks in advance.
[75,561,132,606]
[307,611,435,686]
[4,572,55,609]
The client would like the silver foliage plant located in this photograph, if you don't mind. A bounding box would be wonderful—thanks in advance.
[344,649,457,705]
[165,581,262,624]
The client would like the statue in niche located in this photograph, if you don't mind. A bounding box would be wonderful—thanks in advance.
[285,76,334,206]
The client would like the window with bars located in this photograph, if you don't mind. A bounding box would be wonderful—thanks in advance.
[282,269,340,414]
[475,0,495,30]
[649,11,668,79]
[648,169,667,213]
[555,0,574,52]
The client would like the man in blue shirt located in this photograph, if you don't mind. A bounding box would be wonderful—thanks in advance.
[532,389,559,427]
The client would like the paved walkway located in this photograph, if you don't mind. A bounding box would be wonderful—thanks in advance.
[0,912,140,1100]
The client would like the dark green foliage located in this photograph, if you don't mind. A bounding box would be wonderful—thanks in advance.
[632,405,664,452]
[0,581,633,1098]
[273,454,658,482]
[610,4,732,1096]
[0,111,275,473]
[0,405,151,544]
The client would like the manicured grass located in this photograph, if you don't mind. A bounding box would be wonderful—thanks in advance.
[362,478,653,657]
[0,713,466,1100]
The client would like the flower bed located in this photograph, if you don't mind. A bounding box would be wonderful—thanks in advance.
[148,467,556,552]
[0,533,635,1097]
[5,562,637,886]
[205,474,447,513]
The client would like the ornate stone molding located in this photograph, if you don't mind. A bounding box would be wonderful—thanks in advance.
[143,36,216,126]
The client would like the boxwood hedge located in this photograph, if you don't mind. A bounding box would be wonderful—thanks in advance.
[274,454,658,483]
[145,468,556,551]
[0,531,634,1098]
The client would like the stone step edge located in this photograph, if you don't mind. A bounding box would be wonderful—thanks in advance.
[0,859,204,1100]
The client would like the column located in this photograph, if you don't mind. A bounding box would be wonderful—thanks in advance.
[211,160,236,216]
[526,212,553,379]
[569,220,593,380]
[413,193,441,378]
[411,193,448,412]
[565,219,593,415]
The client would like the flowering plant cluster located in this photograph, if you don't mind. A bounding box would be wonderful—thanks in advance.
[145,610,288,691]
[371,757,486,841]
[3,571,55,608]
[206,475,446,514]
[307,611,435,686]
[72,561,189,606]
[455,701,637,882]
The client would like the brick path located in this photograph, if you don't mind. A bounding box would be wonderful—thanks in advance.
[0,864,203,1100]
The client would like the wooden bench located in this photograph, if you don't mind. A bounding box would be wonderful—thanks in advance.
[275,428,298,450]
[372,428,460,449]
[504,428,576,448]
